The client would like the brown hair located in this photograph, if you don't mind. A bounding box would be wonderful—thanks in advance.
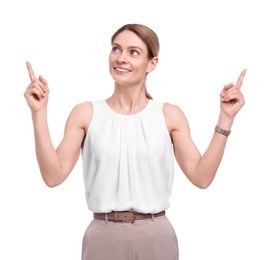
[111,24,160,99]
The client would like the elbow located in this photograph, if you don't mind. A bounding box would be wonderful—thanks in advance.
[42,173,65,188]
[44,180,60,188]
[191,170,216,189]
[193,179,213,189]
[39,162,69,187]
[197,182,211,189]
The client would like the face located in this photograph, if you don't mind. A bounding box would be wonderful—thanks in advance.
[109,30,157,86]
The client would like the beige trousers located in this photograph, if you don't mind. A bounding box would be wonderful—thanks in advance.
[82,215,179,260]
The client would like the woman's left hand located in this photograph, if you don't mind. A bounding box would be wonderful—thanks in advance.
[220,69,246,119]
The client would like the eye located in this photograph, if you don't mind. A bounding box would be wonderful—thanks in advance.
[130,50,139,57]
[112,46,120,53]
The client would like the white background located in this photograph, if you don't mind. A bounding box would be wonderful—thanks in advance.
[1,0,269,259]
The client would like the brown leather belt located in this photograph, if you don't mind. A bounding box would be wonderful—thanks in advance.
[94,210,166,223]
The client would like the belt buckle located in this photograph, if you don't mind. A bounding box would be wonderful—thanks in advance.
[113,211,136,223]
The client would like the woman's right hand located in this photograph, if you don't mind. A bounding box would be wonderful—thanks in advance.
[24,61,49,113]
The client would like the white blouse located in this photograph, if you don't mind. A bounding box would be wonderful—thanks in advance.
[81,100,174,214]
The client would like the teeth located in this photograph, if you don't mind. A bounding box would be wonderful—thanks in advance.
[115,68,129,72]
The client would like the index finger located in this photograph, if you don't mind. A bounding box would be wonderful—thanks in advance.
[236,69,247,89]
[26,61,36,81]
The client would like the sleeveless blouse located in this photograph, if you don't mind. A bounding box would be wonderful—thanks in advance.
[81,100,174,214]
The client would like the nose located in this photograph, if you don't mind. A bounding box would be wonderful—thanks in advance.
[117,51,128,63]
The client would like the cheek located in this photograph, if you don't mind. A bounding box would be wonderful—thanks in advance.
[109,56,115,72]
[109,54,114,65]
[136,61,150,74]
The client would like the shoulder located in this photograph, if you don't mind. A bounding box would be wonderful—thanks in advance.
[71,101,93,114]
[69,101,93,121]
[66,101,93,131]
[162,102,189,132]
[163,102,187,120]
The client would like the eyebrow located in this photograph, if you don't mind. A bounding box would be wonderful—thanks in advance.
[112,43,144,53]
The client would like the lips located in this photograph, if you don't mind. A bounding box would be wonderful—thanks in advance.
[114,67,131,73]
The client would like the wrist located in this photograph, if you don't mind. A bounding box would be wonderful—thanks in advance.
[217,111,234,130]
[31,108,48,122]
[215,125,231,137]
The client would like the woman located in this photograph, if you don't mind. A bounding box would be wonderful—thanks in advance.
[24,24,246,260]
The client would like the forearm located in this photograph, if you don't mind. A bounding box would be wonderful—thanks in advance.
[193,113,234,188]
[32,109,62,187]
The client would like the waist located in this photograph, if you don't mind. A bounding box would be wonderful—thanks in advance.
[93,210,166,223]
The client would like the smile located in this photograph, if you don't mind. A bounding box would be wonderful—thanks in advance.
[114,67,131,73]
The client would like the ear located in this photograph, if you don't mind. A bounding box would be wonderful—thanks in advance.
[146,56,158,73]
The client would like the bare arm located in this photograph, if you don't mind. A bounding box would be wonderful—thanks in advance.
[164,69,246,189]
[24,62,92,187]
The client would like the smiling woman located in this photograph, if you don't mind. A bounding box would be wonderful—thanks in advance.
[110,24,160,100]
[24,23,246,260]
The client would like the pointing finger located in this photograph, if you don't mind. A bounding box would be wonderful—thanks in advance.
[236,69,247,89]
[26,61,36,81]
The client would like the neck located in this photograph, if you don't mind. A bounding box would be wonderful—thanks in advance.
[106,83,149,115]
